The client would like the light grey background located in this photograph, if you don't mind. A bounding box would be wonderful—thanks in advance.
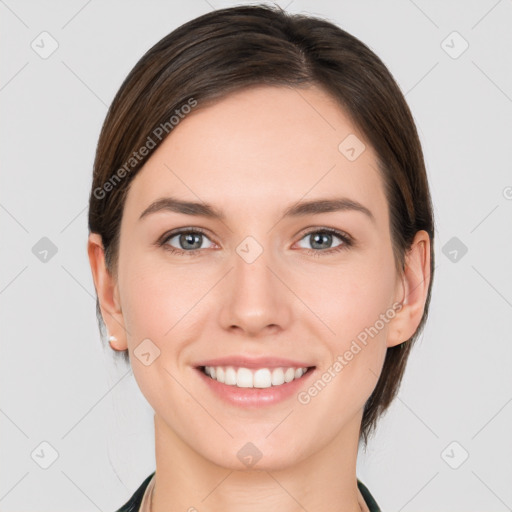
[1,0,511,510]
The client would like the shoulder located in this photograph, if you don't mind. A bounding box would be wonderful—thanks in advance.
[114,472,155,512]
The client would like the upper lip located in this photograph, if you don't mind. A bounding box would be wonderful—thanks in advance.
[194,356,315,370]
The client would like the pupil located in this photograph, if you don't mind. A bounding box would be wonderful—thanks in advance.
[311,233,331,249]
[181,233,202,250]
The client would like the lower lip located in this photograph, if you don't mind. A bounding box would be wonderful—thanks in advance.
[195,367,316,408]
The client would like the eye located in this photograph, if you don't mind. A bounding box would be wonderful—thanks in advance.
[159,228,215,255]
[295,228,353,256]
[157,227,354,257]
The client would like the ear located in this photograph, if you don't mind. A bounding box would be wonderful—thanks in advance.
[387,230,431,348]
[87,232,128,351]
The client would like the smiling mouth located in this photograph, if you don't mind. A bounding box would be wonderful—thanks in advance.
[199,365,315,388]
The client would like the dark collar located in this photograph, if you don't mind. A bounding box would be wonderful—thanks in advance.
[114,471,381,512]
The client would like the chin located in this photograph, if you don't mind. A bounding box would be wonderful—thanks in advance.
[198,438,308,473]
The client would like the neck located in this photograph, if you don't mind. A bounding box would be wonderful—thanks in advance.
[150,412,367,512]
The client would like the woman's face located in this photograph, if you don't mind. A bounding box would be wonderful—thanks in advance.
[112,84,406,469]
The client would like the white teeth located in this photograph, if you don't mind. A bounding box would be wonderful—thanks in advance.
[225,367,237,386]
[237,368,253,388]
[203,365,309,388]
[284,368,295,383]
[253,368,271,388]
[271,368,285,386]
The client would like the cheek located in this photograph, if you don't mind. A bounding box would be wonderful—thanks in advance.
[119,264,203,413]
[305,251,396,342]
[302,250,396,406]
[295,261,395,433]
[119,255,211,341]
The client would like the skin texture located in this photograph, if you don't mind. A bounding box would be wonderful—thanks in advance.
[88,84,431,512]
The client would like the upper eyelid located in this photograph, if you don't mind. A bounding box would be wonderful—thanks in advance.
[295,228,353,249]
[161,228,216,247]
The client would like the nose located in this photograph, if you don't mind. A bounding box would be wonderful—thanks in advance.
[218,242,292,337]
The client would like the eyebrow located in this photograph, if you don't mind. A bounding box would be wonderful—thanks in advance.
[138,196,376,224]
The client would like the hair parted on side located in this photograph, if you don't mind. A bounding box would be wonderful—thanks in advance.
[88,3,435,447]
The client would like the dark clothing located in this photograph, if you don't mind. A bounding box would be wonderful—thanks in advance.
[115,471,381,512]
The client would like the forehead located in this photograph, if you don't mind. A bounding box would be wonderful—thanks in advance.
[124,84,388,226]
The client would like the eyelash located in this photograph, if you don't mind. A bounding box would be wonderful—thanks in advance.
[157,227,354,257]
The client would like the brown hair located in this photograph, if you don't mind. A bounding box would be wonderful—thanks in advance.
[88,3,435,446]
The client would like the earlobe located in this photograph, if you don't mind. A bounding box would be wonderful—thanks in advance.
[87,233,128,351]
[386,230,431,348]
[108,335,125,351]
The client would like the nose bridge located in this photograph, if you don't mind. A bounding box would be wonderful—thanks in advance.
[218,234,291,335]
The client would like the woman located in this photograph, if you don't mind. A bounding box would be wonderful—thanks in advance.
[87,4,434,511]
